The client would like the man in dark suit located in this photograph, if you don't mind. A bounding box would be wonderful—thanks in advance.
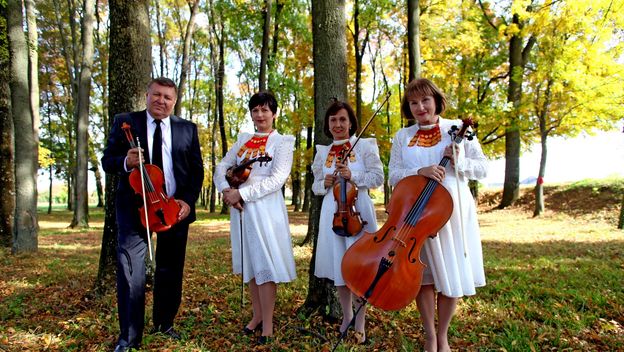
[101,77,204,351]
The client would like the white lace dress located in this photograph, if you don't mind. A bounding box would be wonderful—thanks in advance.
[388,117,488,297]
[312,137,384,286]
[214,131,297,285]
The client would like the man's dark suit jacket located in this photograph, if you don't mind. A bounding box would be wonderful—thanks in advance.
[101,110,204,228]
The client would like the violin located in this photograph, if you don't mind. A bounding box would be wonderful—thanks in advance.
[331,149,365,237]
[341,118,474,311]
[226,154,273,188]
[122,122,180,233]
[330,92,391,237]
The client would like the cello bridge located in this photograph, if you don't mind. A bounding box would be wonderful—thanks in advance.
[391,237,407,247]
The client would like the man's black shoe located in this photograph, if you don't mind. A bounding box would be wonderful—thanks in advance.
[151,326,181,340]
[113,345,130,352]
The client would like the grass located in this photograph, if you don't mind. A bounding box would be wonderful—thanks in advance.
[1,179,623,351]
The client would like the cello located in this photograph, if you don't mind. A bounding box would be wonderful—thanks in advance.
[341,118,475,311]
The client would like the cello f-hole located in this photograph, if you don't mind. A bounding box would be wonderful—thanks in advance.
[374,225,395,243]
[407,236,419,263]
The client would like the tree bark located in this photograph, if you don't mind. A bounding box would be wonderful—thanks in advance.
[8,0,38,253]
[352,0,369,128]
[70,0,96,228]
[90,147,104,207]
[258,0,272,91]
[154,0,166,77]
[533,79,553,217]
[407,0,421,81]
[300,0,347,321]
[267,0,283,90]
[24,0,39,141]
[0,1,15,248]
[301,125,313,212]
[618,194,624,230]
[209,111,217,213]
[96,0,151,294]
[292,128,301,211]
[208,0,228,214]
[174,0,199,117]
[499,14,535,209]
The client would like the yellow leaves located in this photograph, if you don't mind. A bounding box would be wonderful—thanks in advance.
[499,23,521,39]
[39,145,54,168]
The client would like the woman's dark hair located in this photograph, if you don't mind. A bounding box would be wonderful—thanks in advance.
[401,78,447,120]
[248,91,278,114]
[323,100,358,139]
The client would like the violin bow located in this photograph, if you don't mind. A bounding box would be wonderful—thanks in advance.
[239,208,244,311]
[342,91,391,159]
[136,137,155,265]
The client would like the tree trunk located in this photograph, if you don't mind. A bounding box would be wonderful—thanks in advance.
[216,21,228,215]
[380,50,391,205]
[48,165,53,213]
[8,0,38,253]
[300,0,347,321]
[209,112,217,213]
[618,194,624,230]
[267,0,283,90]
[258,0,272,91]
[353,0,368,128]
[154,0,166,77]
[499,14,535,209]
[0,1,15,248]
[302,125,313,212]
[90,149,104,208]
[215,24,227,158]
[24,0,39,141]
[174,0,199,117]
[407,0,421,81]
[533,138,546,217]
[96,0,151,295]
[292,129,301,211]
[67,173,73,210]
[70,0,95,229]
[533,79,553,217]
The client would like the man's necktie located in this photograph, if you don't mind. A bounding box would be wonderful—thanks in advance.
[152,120,163,171]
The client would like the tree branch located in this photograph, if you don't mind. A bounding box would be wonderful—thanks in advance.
[477,0,498,30]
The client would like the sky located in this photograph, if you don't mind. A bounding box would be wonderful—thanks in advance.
[482,128,624,187]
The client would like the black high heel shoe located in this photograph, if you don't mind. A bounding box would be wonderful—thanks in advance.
[257,335,272,344]
[242,321,262,335]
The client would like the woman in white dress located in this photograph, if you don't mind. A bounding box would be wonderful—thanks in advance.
[312,101,384,344]
[213,91,297,344]
[389,79,487,352]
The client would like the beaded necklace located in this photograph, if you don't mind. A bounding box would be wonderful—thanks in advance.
[325,139,356,167]
[408,123,441,147]
[237,131,273,159]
